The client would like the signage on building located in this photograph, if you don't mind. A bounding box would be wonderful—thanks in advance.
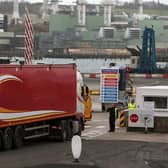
[100,67,119,103]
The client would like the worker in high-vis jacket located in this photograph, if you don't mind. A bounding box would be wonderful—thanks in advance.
[128,99,136,110]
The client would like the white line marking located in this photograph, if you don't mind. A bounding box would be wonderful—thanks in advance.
[85,125,92,128]
[96,126,106,129]
[92,119,108,122]
[82,128,108,140]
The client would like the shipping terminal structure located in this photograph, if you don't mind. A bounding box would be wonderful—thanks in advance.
[0,63,88,150]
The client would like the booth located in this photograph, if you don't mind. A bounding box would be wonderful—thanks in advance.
[128,86,168,132]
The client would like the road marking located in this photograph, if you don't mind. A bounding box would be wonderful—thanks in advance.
[95,126,106,129]
[92,119,108,122]
[82,124,121,140]
[85,125,92,128]
[82,130,107,140]
[82,124,108,140]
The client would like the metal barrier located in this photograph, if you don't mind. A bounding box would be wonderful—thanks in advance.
[90,89,100,95]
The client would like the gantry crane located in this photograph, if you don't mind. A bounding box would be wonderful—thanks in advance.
[139,27,157,73]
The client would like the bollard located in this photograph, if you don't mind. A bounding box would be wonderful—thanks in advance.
[71,135,82,162]
[144,117,149,134]
[119,110,125,127]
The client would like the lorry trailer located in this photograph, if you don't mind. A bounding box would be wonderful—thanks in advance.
[0,63,86,150]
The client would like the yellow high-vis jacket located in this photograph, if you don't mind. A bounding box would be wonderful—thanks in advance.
[128,103,136,110]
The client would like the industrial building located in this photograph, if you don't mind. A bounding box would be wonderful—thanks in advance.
[0,1,167,72]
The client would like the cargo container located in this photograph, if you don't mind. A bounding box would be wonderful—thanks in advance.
[0,63,86,150]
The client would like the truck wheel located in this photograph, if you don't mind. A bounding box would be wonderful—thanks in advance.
[72,119,82,136]
[77,120,82,136]
[13,126,24,148]
[3,127,13,150]
[66,120,73,141]
[0,130,3,150]
[60,121,67,142]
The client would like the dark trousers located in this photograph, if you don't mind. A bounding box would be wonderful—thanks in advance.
[109,117,115,132]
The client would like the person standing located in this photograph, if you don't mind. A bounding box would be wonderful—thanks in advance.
[107,103,116,132]
[128,99,136,110]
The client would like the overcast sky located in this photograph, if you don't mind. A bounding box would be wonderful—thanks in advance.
[23,0,168,5]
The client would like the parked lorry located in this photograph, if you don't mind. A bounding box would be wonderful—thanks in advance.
[0,63,87,150]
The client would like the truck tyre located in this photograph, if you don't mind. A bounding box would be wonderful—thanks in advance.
[60,121,67,142]
[13,126,24,148]
[3,127,13,150]
[0,130,3,150]
[66,120,73,141]
[72,119,82,136]
[77,120,82,136]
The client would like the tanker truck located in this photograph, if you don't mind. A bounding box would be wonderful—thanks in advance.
[0,63,87,150]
